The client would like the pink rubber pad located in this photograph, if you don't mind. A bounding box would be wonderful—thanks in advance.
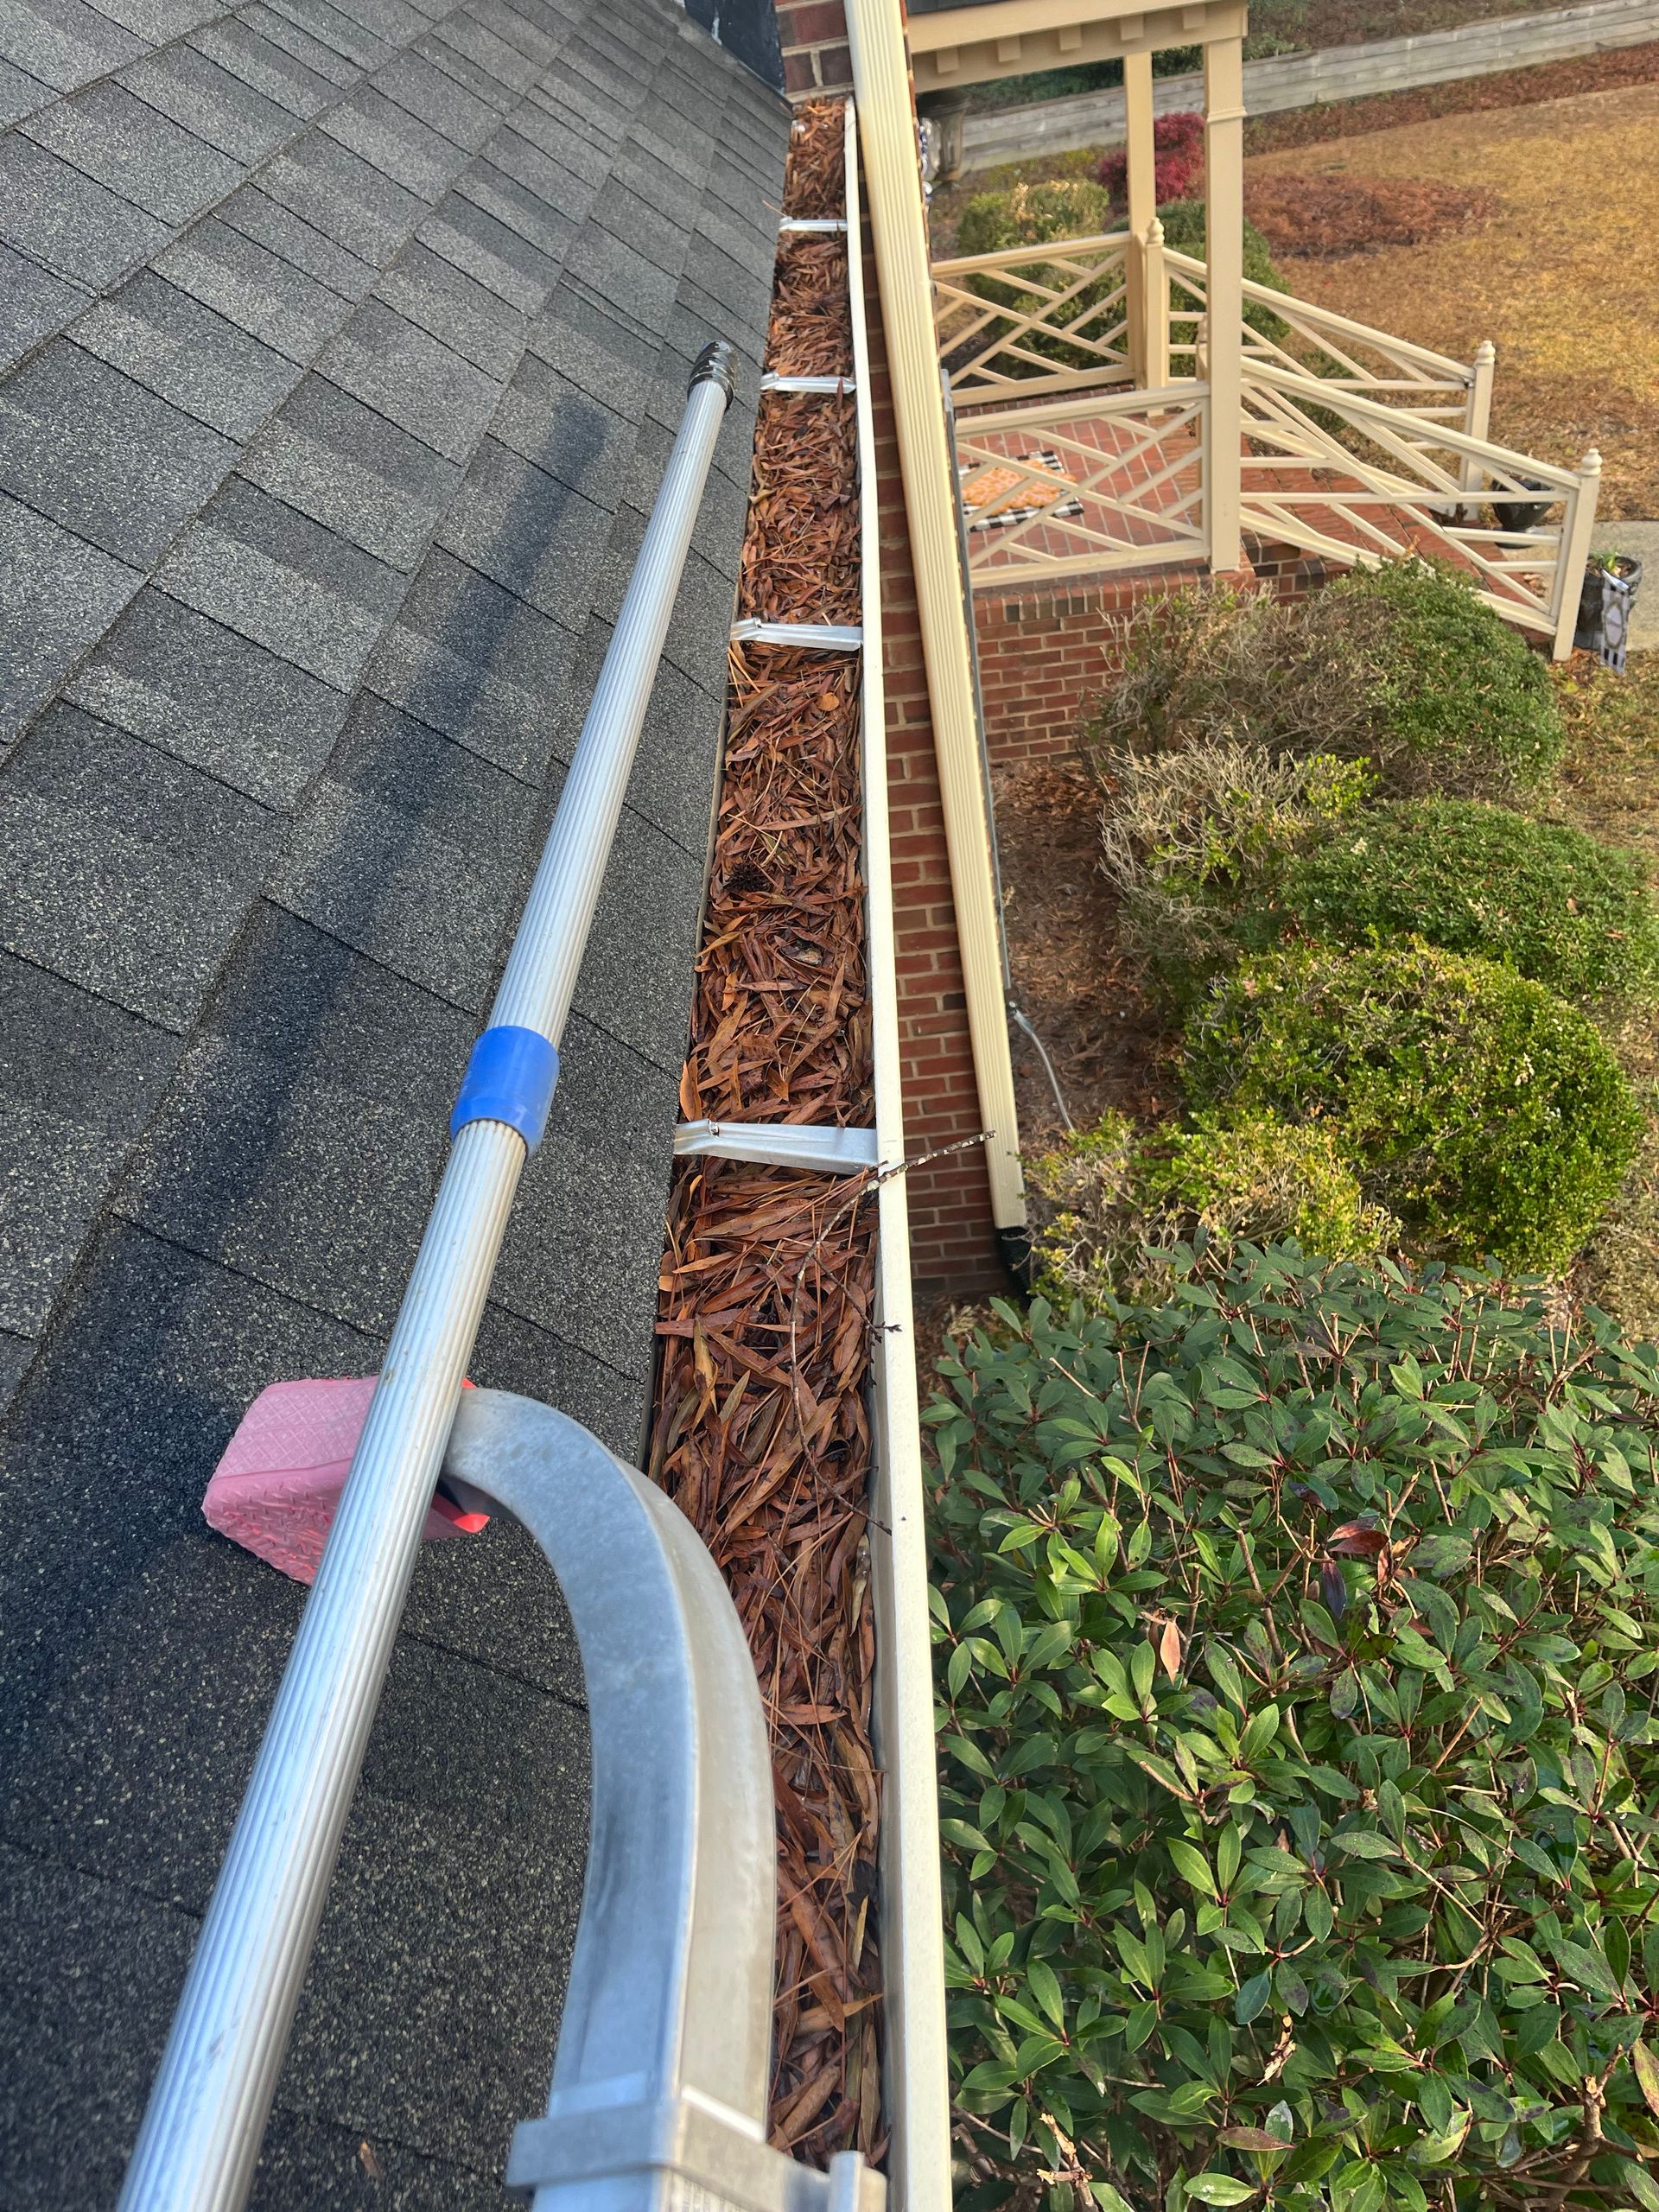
[203,1376,488,1586]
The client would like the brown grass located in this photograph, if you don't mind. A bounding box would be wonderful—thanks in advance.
[1245,79,1659,518]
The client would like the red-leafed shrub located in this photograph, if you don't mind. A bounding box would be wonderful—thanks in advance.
[1096,111,1205,207]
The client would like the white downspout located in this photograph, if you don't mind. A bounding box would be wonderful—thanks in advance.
[844,99,955,2212]
[842,0,1027,1254]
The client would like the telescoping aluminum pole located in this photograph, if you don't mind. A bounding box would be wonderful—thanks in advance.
[119,340,741,2212]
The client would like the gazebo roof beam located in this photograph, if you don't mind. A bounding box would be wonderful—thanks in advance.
[910,0,1245,92]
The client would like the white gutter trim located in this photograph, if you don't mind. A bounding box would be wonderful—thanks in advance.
[760,372,860,394]
[844,97,954,2212]
[729,618,864,650]
[672,1121,879,1173]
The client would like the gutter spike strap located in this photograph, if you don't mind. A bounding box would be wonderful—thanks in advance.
[451,1027,559,1152]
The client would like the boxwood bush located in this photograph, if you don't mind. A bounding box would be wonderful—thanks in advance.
[929,1249,1659,2211]
[1278,800,1659,1012]
[1077,565,1567,806]
[1184,946,1642,1273]
[1321,561,1566,798]
[1028,1109,1398,1308]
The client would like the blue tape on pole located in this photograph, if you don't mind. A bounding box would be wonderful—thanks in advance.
[450,1027,560,1152]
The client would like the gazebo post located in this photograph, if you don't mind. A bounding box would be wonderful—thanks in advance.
[1203,31,1245,571]
[1123,47,1157,387]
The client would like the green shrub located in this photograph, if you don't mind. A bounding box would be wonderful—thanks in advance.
[1185,945,1642,1273]
[929,1249,1659,2209]
[956,177,1116,258]
[1280,799,1659,1011]
[1096,741,1373,1000]
[1027,1109,1398,1306]
[1323,560,1566,797]
[1154,197,1290,345]
[952,181,1124,383]
[1077,586,1385,778]
[1077,565,1567,806]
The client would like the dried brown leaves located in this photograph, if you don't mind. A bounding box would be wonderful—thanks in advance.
[651,1162,883,2164]
[1245,172,1496,259]
[781,97,847,219]
[682,646,872,1127]
[766,235,853,378]
[650,93,880,2170]
[739,395,860,625]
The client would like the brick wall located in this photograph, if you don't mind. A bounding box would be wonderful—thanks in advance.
[865,233,1010,1293]
[776,0,852,94]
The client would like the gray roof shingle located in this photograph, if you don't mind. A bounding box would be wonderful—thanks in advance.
[0,340,238,563]
[0,0,788,2196]
[19,79,242,223]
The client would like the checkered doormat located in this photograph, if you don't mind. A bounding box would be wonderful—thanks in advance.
[960,448,1084,530]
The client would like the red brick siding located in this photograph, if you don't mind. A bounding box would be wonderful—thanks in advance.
[776,0,852,96]
[863,235,1011,1293]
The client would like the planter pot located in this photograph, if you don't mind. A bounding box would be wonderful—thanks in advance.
[1576,555,1643,674]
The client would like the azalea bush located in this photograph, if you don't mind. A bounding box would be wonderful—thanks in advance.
[1095,742,1372,1001]
[1185,945,1642,1274]
[1077,566,1567,804]
[1096,115,1206,207]
[929,1249,1659,2212]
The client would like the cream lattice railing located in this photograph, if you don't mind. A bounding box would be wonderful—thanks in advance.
[951,383,1208,582]
[931,232,1135,402]
[934,231,1598,654]
[1160,245,1481,430]
[1234,360,1599,654]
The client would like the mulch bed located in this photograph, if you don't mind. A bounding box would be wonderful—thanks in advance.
[738,395,861,626]
[1243,36,1659,152]
[650,92,884,2171]
[766,235,854,378]
[681,646,872,1126]
[1245,172,1496,258]
[995,757,1178,1149]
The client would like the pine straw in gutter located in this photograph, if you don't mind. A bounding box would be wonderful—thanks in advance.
[680,645,873,1128]
[651,1161,884,2165]
[738,395,861,626]
[766,234,854,378]
[782,96,846,218]
[651,89,883,2172]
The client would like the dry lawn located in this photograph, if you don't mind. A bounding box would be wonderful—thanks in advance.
[1245,81,1659,518]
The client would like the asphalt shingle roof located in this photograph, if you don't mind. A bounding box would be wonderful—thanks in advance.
[0,0,787,2197]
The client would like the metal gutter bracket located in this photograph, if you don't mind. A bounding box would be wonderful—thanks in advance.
[440,1390,885,2212]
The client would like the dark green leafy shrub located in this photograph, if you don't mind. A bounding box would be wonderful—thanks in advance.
[1027,1109,1398,1306]
[1321,561,1566,798]
[929,1249,1659,2210]
[1279,799,1659,1011]
[1185,946,1642,1272]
